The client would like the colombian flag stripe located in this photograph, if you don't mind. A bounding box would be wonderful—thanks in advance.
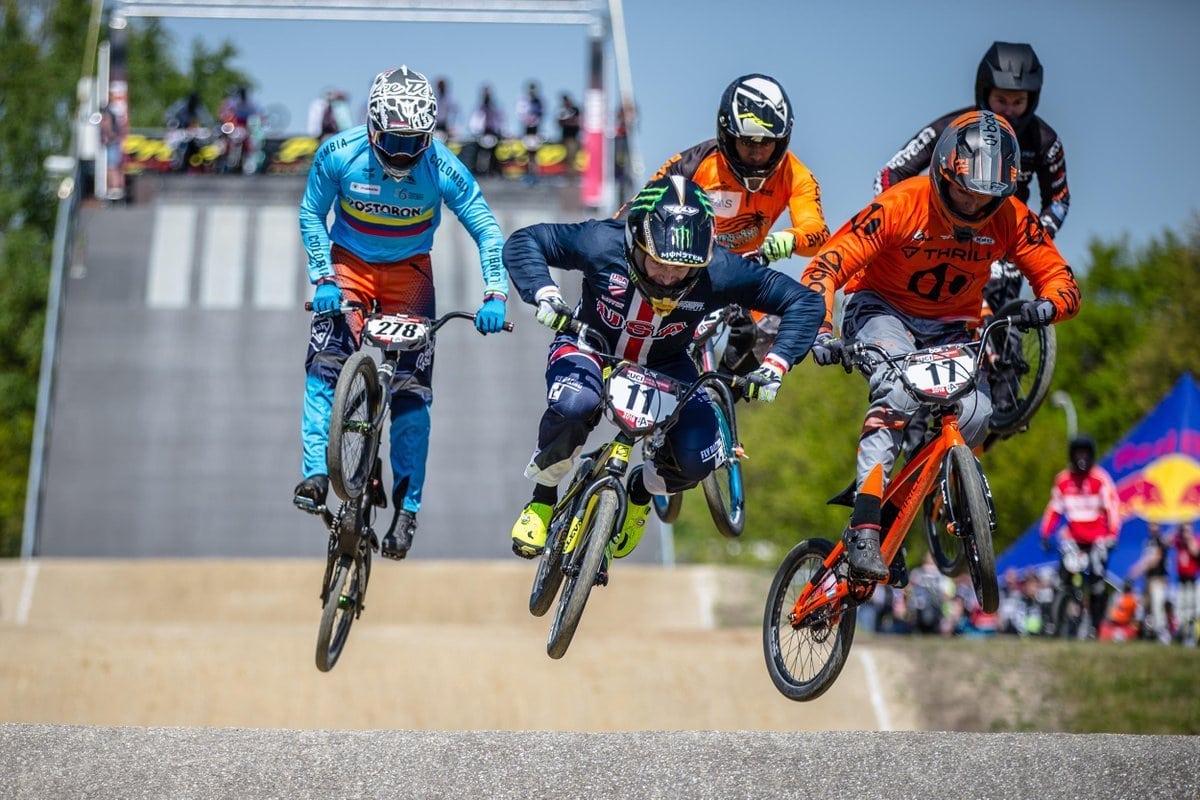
[342,214,433,238]
[338,199,435,237]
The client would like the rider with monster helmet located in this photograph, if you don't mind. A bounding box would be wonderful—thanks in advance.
[505,174,825,562]
[617,74,829,374]
[294,66,509,560]
[802,110,1081,581]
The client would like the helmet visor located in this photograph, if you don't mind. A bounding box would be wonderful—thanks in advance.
[371,130,431,158]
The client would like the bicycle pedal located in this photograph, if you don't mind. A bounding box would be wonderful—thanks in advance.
[293,497,325,515]
[594,569,609,587]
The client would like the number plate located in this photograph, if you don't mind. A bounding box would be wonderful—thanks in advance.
[903,346,976,396]
[364,315,430,350]
[607,364,679,433]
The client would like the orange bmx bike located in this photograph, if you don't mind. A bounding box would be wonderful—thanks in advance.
[762,315,1020,701]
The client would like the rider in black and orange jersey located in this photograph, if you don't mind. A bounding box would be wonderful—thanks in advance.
[803,110,1080,579]
[618,74,829,374]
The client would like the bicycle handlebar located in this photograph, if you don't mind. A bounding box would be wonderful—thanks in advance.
[841,315,1021,404]
[303,301,514,333]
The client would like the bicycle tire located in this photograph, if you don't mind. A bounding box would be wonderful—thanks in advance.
[529,514,567,618]
[651,492,682,524]
[700,389,745,538]
[947,445,999,614]
[987,299,1057,435]
[922,484,966,576]
[328,351,382,502]
[547,488,619,659]
[315,553,365,672]
[762,537,857,702]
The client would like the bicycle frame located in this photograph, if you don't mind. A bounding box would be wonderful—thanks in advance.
[786,316,1017,626]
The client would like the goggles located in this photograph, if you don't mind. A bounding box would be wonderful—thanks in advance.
[370,129,431,158]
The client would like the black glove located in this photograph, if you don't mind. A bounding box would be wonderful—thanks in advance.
[1018,298,1055,329]
[810,331,843,367]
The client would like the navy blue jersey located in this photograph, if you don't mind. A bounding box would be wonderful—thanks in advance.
[504,218,823,367]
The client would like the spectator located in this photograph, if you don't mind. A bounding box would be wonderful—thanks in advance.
[556,92,581,176]
[909,553,950,634]
[1099,581,1140,642]
[467,84,505,176]
[516,80,544,141]
[308,88,353,143]
[433,76,460,141]
[96,102,125,200]
[1168,521,1199,645]
[1128,522,1171,642]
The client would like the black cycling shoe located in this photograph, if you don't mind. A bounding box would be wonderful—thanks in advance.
[293,475,329,514]
[381,510,416,560]
[843,524,889,581]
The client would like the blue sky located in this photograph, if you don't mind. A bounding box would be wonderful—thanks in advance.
[156,0,1200,273]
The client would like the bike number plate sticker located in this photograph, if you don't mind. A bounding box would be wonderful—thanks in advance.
[904,349,975,397]
[608,366,679,433]
[365,315,429,349]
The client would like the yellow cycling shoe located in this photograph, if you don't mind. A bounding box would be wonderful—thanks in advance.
[511,502,552,559]
[611,501,650,558]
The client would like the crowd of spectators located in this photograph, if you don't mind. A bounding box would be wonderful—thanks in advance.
[862,522,1199,646]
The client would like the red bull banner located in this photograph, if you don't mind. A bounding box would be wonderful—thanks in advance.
[998,373,1200,577]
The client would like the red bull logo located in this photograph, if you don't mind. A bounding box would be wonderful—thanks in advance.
[1116,453,1200,524]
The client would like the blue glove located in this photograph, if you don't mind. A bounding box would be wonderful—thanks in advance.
[761,231,796,263]
[312,281,343,316]
[1018,298,1055,329]
[475,297,506,334]
[810,331,843,367]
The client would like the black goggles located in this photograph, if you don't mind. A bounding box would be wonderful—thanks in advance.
[371,130,431,158]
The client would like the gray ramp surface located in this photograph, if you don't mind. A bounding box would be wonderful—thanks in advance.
[37,175,667,560]
[3,726,1197,800]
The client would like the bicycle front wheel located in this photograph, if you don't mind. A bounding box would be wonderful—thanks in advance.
[700,389,745,538]
[547,488,619,659]
[946,445,999,613]
[762,537,857,702]
[987,300,1057,435]
[315,551,368,672]
[530,513,567,618]
[328,351,382,502]
[922,484,966,576]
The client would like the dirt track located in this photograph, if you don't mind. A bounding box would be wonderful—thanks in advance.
[0,559,919,731]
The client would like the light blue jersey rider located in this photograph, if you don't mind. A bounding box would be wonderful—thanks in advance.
[294,65,508,561]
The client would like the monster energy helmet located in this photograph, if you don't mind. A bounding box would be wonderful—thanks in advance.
[623,175,715,315]
[716,73,793,193]
[367,65,438,179]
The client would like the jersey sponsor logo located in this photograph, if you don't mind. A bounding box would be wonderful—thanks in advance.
[707,190,742,218]
[607,273,628,298]
[850,203,885,237]
[884,126,938,170]
[1021,210,1047,247]
[343,197,427,218]
[351,181,380,195]
[675,300,705,311]
[907,261,974,301]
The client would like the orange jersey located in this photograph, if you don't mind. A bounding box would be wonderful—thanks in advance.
[634,139,829,257]
[801,177,1081,329]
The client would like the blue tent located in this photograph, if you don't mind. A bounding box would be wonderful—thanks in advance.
[996,373,1200,582]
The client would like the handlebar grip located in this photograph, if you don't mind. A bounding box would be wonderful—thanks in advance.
[502,321,515,332]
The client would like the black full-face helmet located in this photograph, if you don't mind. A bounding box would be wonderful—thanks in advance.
[929,110,1021,242]
[1068,434,1097,474]
[975,41,1043,131]
[367,66,438,179]
[716,74,793,193]
[623,175,715,315]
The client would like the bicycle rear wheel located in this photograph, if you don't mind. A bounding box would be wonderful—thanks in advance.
[922,483,966,576]
[986,300,1057,435]
[328,351,382,502]
[946,445,999,613]
[762,537,857,702]
[315,550,369,672]
[651,492,681,523]
[547,488,618,659]
[700,389,745,538]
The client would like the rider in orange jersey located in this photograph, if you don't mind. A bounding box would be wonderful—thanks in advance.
[619,74,829,373]
[801,110,1080,579]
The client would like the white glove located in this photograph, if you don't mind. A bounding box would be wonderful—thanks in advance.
[534,286,573,332]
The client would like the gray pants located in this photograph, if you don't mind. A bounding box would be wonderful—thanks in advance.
[842,292,992,490]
